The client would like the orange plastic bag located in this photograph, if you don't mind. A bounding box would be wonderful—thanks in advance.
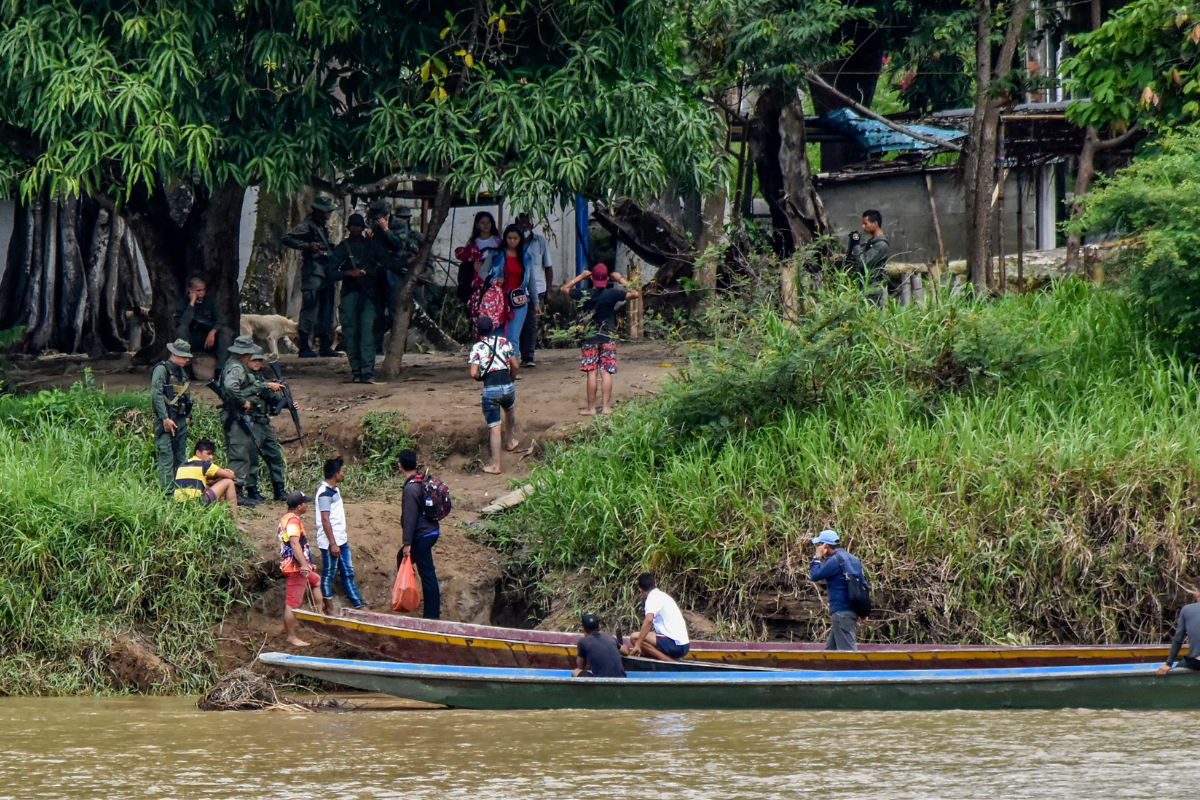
[391,554,421,612]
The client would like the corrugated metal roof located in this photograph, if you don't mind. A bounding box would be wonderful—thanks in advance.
[821,109,967,154]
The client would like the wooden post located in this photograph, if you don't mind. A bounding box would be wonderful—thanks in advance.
[781,264,799,323]
[925,174,944,303]
[996,122,1007,293]
[629,258,644,339]
[1016,171,1025,292]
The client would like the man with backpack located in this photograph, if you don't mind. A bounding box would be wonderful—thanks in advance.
[467,316,519,474]
[398,448,443,619]
[809,529,871,651]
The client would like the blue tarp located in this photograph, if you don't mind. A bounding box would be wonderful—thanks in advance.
[821,108,966,155]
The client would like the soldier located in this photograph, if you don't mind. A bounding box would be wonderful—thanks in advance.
[330,213,384,384]
[221,336,287,506]
[173,277,233,368]
[848,209,890,305]
[282,195,341,358]
[367,200,422,351]
[151,339,195,493]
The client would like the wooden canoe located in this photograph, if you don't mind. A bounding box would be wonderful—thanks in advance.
[295,608,1170,670]
[258,653,1200,711]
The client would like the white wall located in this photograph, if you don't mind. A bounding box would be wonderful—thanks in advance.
[432,200,582,288]
[0,200,14,286]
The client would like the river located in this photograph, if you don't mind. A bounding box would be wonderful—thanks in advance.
[2,696,1198,799]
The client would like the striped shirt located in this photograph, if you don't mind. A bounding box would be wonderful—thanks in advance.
[173,458,220,501]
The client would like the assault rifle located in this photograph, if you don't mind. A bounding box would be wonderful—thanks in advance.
[206,380,255,437]
[267,359,305,450]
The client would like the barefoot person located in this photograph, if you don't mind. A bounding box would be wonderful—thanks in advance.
[173,438,240,522]
[279,491,319,647]
[1158,586,1200,675]
[628,572,690,662]
[561,264,640,416]
[467,316,519,475]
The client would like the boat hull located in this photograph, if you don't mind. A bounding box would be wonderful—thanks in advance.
[296,609,1170,671]
[259,654,1200,711]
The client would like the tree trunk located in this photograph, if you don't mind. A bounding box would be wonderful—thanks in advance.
[808,21,886,172]
[29,197,59,351]
[381,178,454,380]
[193,178,245,338]
[752,88,828,257]
[103,213,126,350]
[22,192,46,343]
[59,196,87,351]
[85,209,110,353]
[1065,127,1099,274]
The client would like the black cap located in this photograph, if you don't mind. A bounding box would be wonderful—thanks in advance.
[581,613,600,632]
[347,213,366,228]
[286,491,313,508]
[476,316,494,335]
[367,200,390,219]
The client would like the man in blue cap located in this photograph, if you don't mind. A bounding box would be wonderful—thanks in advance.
[809,529,867,651]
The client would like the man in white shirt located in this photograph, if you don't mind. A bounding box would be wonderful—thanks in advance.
[516,213,553,368]
[315,457,366,614]
[629,572,690,661]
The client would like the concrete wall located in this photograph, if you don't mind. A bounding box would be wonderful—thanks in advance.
[430,201,582,288]
[819,171,1038,264]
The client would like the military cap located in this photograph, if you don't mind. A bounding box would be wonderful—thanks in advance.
[367,200,391,219]
[166,339,193,359]
[394,205,414,218]
[250,350,267,361]
[347,213,367,228]
[311,195,336,212]
[227,335,259,355]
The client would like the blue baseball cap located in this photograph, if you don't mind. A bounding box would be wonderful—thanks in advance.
[811,529,840,546]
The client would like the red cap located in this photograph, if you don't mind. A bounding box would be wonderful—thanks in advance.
[591,263,609,287]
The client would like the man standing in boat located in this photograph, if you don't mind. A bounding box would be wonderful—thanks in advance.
[573,613,628,678]
[629,573,690,661]
[810,529,868,651]
[1158,586,1200,675]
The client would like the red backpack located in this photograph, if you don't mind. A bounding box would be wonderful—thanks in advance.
[410,472,452,521]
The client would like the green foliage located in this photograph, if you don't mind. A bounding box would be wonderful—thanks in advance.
[887,7,974,113]
[358,410,417,475]
[0,383,250,695]
[1079,127,1200,356]
[1063,0,1200,131]
[492,281,1197,645]
[0,1,728,211]
[0,326,24,392]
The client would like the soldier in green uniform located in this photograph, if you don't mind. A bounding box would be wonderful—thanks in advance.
[221,336,287,505]
[282,195,341,358]
[247,350,289,500]
[367,200,423,352]
[330,213,385,383]
[151,339,195,493]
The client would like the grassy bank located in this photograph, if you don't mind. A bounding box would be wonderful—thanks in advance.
[494,280,1200,645]
[0,374,249,695]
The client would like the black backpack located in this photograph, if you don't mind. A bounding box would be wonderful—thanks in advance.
[410,472,452,521]
[834,551,873,618]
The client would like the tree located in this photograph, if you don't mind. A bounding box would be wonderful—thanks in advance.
[0,1,726,366]
[1060,0,1200,271]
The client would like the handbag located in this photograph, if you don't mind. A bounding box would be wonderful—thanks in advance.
[508,287,528,308]
[391,553,422,612]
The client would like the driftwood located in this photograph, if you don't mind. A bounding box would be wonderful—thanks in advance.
[592,198,696,287]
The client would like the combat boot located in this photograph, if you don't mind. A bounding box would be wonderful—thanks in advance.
[317,336,342,358]
[298,335,318,359]
[246,485,267,504]
[236,487,264,508]
[273,481,287,502]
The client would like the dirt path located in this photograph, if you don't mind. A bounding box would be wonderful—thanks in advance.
[9,342,685,669]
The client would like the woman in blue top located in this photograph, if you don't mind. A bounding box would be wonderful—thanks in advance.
[488,224,538,345]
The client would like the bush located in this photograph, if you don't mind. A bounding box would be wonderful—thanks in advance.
[1080,126,1200,356]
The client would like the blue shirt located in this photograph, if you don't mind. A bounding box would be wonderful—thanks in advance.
[810,550,865,615]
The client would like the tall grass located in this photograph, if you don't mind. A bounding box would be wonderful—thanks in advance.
[0,374,250,694]
[494,280,1200,644]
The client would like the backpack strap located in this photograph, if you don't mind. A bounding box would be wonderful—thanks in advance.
[832,550,869,588]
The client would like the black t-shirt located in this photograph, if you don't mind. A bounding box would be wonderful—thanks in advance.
[576,632,626,678]
[569,285,628,344]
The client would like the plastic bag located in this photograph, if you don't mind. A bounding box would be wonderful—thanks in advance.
[391,554,421,612]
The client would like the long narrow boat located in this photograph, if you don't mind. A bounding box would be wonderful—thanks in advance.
[295,608,1170,671]
[259,653,1200,711]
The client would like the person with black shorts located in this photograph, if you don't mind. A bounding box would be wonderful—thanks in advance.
[573,613,628,678]
[173,438,239,522]
[560,263,640,416]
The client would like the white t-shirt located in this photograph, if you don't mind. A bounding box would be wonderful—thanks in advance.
[644,588,689,645]
[468,336,515,374]
[314,481,347,549]
[526,232,552,294]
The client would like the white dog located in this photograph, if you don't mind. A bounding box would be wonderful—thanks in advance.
[240,314,300,357]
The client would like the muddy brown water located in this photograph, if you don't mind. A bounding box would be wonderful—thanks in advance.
[2,696,1199,799]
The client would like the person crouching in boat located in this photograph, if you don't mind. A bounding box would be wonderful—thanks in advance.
[1158,586,1200,675]
[810,529,867,651]
[628,573,690,661]
[573,613,628,678]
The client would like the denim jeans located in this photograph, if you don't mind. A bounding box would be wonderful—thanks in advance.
[320,544,365,607]
[409,532,441,619]
[480,383,515,427]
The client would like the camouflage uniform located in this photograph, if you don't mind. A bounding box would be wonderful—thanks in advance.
[221,338,287,501]
[150,339,194,492]
[282,197,339,356]
[369,202,423,351]
[331,217,387,382]
[849,233,891,304]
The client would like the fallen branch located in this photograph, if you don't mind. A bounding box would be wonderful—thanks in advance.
[805,72,964,153]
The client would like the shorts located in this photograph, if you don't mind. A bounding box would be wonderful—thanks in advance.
[581,342,617,373]
[200,488,218,505]
[285,570,320,609]
[655,635,690,659]
[481,383,516,428]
